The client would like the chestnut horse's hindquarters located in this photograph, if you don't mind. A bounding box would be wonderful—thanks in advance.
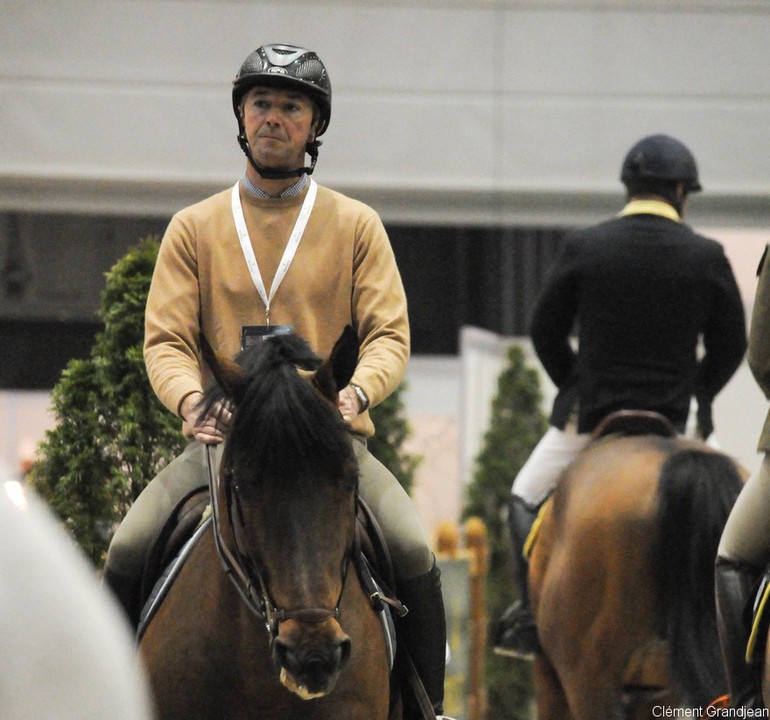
[529,435,744,720]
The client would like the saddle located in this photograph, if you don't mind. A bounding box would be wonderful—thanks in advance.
[591,410,677,442]
[524,410,678,561]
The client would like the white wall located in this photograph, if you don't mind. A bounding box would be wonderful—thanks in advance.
[0,392,54,479]
[1,0,769,226]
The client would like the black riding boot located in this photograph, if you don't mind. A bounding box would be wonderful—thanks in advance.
[493,495,540,660]
[399,558,451,719]
[102,565,142,634]
[714,556,763,708]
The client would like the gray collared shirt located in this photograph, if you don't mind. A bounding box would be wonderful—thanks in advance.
[241,173,309,199]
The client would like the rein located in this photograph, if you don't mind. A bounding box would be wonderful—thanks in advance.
[206,445,353,638]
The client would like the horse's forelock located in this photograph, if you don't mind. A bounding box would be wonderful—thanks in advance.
[239,334,322,377]
[201,334,323,422]
[226,344,356,493]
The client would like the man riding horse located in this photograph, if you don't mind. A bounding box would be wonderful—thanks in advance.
[494,133,747,660]
[716,243,770,710]
[102,42,451,720]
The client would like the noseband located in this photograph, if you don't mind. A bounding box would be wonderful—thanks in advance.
[207,446,353,639]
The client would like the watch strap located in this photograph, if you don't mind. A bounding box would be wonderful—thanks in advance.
[350,383,369,412]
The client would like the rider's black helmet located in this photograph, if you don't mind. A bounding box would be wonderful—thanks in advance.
[620,134,702,194]
[232,44,332,137]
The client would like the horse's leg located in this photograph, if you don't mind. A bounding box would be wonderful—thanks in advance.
[549,648,631,720]
[530,500,575,720]
[535,535,655,718]
[533,654,573,720]
[552,578,662,720]
[536,598,628,720]
[531,555,581,717]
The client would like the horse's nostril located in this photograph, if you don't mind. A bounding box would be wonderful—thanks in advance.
[272,633,351,675]
[338,637,352,667]
[272,637,292,670]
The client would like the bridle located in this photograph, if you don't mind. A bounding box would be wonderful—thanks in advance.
[206,445,354,639]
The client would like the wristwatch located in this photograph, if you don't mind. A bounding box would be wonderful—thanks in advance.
[350,384,369,412]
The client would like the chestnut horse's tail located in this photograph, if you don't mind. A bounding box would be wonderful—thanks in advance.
[655,447,743,707]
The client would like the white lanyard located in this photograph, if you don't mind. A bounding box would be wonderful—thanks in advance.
[231,179,317,324]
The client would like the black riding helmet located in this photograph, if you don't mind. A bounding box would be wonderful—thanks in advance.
[233,43,332,179]
[620,134,702,194]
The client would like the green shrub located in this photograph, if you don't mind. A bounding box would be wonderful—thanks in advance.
[30,237,185,565]
[463,344,548,720]
[369,382,420,495]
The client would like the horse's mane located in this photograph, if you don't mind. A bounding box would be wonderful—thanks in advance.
[202,334,357,492]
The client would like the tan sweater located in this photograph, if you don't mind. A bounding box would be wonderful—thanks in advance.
[144,181,410,437]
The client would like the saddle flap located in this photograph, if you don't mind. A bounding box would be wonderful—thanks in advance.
[139,487,210,609]
[354,498,408,618]
[355,498,396,589]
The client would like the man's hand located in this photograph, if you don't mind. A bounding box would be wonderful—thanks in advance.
[181,391,232,444]
[338,385,364,425]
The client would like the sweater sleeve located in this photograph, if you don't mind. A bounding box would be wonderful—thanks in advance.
[349,212,410,408]
[143,212,204,418]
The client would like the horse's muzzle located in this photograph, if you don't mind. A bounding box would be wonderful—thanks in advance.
[272,620,352,700]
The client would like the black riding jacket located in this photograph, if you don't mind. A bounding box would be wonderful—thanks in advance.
[530,201,747,436]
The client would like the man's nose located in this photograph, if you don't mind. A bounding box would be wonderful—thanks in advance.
[264,106,283,125]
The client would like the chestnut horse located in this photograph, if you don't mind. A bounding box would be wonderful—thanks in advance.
[139,328,396,720]
[529,426,744,719]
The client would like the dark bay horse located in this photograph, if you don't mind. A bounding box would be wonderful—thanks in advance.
[529,422,745,719]
[139,328,395,720]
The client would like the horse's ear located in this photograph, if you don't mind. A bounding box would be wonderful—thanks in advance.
[314,326,359,401]
[200,333,245,398]
[329,325,360,390]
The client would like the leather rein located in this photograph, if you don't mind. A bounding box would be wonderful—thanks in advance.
[206,445,353,638]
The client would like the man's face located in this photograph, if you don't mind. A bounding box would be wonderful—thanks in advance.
[240,86,317,173]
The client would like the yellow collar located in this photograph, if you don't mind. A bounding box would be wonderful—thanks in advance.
[618,199,681,222]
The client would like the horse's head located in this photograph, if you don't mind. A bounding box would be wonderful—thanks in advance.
[201,326,361,699]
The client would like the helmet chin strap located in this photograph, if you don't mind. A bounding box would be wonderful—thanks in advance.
[237,134,320,179]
